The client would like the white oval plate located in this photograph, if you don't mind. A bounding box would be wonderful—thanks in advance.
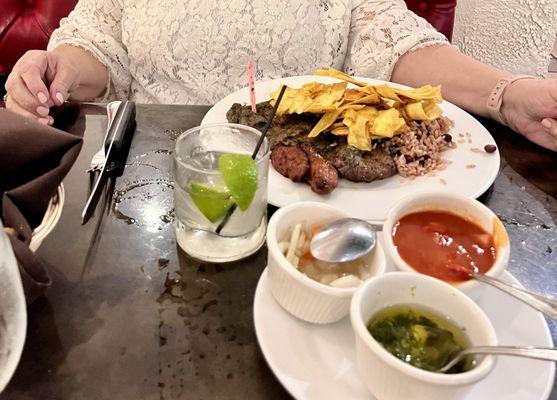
[254,268,555,400]
[202,75,500,222]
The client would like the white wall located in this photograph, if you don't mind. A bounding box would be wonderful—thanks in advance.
[452,0,557,77]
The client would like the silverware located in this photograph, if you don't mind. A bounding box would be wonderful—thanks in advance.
[439,345,557,373]
[82,101,136,224]
[310,218,377,263]
[450,264,557,321]
[87,101,122,173]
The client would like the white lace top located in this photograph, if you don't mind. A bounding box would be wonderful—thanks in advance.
[48,0,448,104]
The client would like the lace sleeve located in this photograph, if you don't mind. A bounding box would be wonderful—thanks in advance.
[344,0,449,80]
[47,0,130,100]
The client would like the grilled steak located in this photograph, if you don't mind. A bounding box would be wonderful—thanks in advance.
[226,102,397,183]
[328,146,396,182]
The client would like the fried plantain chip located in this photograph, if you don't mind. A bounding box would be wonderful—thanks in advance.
[348,115,372,151]
[309,104,365,137]
[356,106,378,121]
[331,121,345,129]
[343,89,366,103]
[393,85,442,103]
[346,93,380,106]
[372,108,406,138]
[331,126,349,136]
[342,108,358,127]
[423,99,443,120]
[374,85,403,102]
[403,102,428,120]
[314,67,368,87]
[270,82,347,115]
[308,109,344,137]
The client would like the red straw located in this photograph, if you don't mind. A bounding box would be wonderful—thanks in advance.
[248,60,257,113]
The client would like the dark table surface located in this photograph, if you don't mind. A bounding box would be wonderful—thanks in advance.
[3,103,557,400]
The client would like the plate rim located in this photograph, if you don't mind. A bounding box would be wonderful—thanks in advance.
[254,267,556,400]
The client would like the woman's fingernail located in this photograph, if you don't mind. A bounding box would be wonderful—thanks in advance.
[38,117,50,125]
[56,92,65,104]
[37,92,48,104]
[36,106,50,116]
[542,119,552,129]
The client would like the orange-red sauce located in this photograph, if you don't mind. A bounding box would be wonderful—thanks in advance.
[392,211,496,282]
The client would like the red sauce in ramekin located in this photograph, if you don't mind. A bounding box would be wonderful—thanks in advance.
[392,210,496,282]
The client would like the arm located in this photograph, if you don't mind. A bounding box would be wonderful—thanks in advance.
[346,0,557,150]
[5,0,130,124]
[391,45,507,119]
[391,43,557,151]
[47,0,131,101]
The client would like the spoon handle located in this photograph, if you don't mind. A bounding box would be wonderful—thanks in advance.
[473,273,557,321]
[440,345,557,373]
[461,346,557,361]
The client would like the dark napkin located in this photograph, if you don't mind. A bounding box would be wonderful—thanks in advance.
[0,108,83,303]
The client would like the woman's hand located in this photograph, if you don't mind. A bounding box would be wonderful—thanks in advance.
[502,78,557,151]
[5,50,81,125]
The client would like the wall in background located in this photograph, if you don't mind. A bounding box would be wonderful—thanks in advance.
[452,0,556,77]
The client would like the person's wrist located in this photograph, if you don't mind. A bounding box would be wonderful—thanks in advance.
[500,79,529,129]
[487,75,534,127]
[51,46,83,101]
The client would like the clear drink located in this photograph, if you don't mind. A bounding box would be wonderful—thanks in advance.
[173,124,269,262]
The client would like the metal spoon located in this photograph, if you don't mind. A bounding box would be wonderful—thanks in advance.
[439,345,557,373]
[310,218,377,263]
[449,264,557,321]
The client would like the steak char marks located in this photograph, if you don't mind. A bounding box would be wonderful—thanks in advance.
[227,102,397,184]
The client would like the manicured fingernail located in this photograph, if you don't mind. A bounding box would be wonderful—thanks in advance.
[542,119,551,129]
[56,92,65,104]
[38,117,50,125]
[37,92,48,104]
[36,106,50,116]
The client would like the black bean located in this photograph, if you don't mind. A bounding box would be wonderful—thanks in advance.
[484,144,497,153]
[443,134,452,142]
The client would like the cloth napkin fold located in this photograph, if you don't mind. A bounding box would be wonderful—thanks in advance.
[0,108,83,303]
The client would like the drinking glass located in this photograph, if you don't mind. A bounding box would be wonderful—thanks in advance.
[173,123,269,262]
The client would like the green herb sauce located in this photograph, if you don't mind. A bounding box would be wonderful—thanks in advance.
[367,304,473,374]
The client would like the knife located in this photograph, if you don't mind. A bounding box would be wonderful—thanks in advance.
[81,101,136,225]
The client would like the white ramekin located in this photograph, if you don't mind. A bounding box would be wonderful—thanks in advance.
[351,272,497,400]
[266,201,386,324]
[382,191,510,299]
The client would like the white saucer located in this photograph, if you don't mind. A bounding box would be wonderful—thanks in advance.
[254,268,555,399]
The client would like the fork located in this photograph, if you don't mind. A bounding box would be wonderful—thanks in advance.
[87,101,122,173]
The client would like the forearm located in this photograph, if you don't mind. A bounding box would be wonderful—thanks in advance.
[391,45,510,118]
[52,44,108,100]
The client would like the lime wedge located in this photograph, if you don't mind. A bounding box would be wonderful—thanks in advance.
[218,154,258,211]
[189,182,234,223]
